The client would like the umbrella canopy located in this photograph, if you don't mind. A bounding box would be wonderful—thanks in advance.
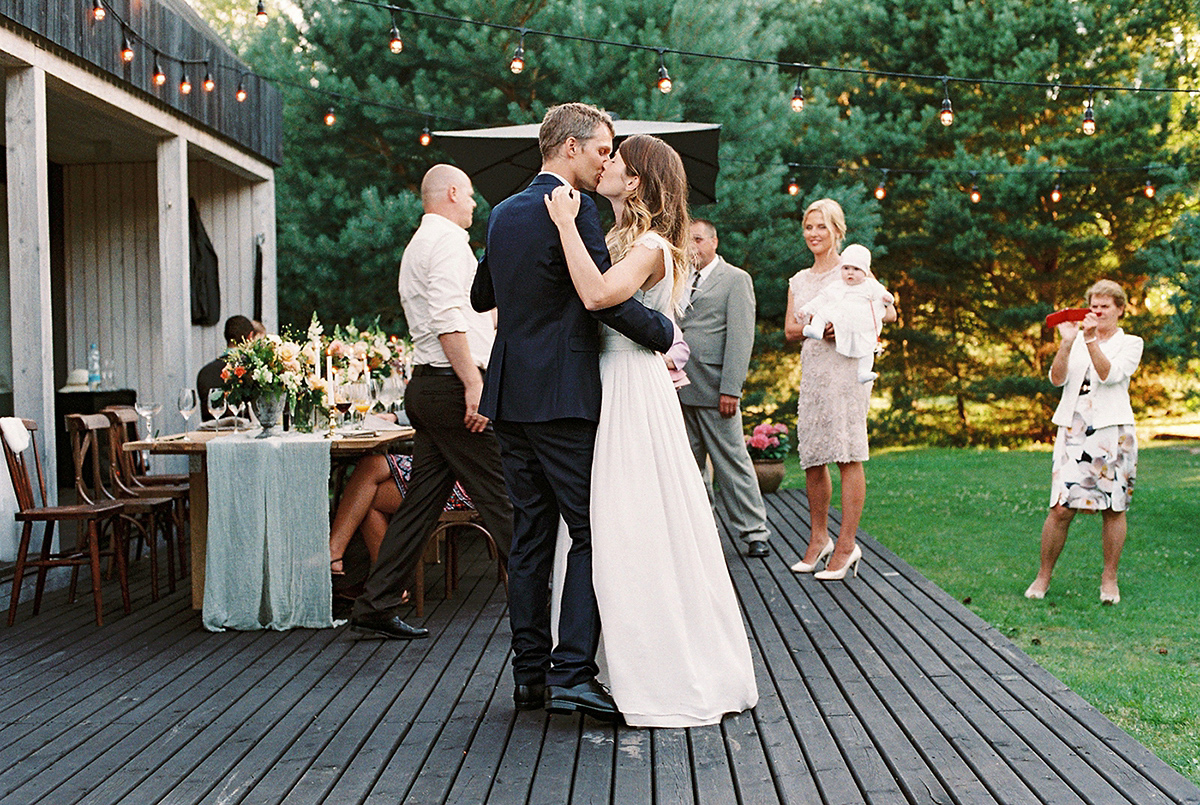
[433,119,721,206]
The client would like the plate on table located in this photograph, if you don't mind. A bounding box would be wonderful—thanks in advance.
[197,417,251,431]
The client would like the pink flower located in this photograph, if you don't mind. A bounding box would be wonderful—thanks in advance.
[774,423,788,434]
[748,434,771,449]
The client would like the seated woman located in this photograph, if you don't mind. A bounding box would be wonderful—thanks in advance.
[329,452,475,578]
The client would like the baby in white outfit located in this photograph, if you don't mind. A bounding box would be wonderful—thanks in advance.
[798,244,893,383]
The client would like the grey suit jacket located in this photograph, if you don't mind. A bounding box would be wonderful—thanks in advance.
[676,257,756,407]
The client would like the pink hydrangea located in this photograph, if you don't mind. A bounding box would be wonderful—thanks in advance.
[747,434,771,449]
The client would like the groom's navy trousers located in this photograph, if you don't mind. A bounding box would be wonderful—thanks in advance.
[473,174,673,689]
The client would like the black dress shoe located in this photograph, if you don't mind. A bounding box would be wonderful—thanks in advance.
[746,540,770,557]
[514,682,546,711]
[546,678,620,722]
[350,610,429,640]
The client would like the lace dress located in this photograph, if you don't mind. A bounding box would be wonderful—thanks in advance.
[789,267,871,468]
[554,232,758,728]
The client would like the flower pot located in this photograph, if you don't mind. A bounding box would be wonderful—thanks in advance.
[251,390,287,438]
[752,459,786,495]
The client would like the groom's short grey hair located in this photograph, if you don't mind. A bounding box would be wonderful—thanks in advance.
[538,103,614,161]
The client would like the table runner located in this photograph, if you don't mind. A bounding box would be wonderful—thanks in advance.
[203,433,333,630]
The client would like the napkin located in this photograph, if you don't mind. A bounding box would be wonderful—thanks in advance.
[362,413,404,431]
[0,417,29,453]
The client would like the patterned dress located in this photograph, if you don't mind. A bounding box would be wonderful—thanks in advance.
[789,267,872,468]
[1048,369,1138,511]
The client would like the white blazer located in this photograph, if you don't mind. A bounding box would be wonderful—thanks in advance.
[1050,328,1143,429]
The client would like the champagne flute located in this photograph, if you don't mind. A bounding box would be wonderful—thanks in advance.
[177,388,198,440]
[207,388,228,432]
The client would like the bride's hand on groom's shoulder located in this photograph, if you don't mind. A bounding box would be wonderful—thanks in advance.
[544,184,580,228]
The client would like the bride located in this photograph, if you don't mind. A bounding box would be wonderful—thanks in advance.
[544,134,758,728]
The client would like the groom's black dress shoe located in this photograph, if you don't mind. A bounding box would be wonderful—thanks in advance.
[546,679,621,722]
[514,683,546,711]
[349,611,429,639]
[746,540,771,558]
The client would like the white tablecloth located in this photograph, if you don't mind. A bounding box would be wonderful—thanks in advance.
[203,433,333,631]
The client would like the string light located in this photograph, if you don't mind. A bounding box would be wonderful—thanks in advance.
[968,172,981,203]
[656,50,672,94]
[153,57,167,86]
[1143,178,1156,198]
[874,169,889,200]
[256,1,268,26]
[419,125,432,146]
[179,70,192,95]
[1050,181,1062,203]
[1082,88,1096,135]
[388,20,403,54]
[324,107,337,126]
[202,70,216,93]
[790,69,805,112]
[939,77,953,126]
[120,36,134,63]
[786,176,800,195]
[236,80,248,102]
[91,0,105,22]
[510,33,526,75]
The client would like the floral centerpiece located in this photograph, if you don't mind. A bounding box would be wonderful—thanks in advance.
[331,320,409,384]
[745,421,791,462]
[220,333,305,406]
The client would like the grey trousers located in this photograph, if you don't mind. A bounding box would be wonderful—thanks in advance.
[680,404,770,543]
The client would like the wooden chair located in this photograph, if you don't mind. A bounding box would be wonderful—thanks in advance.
[66,414,177,601]
[414,508,506,617]
[2,418,129,626]
[101,408,190,577]
[100,405,189,485]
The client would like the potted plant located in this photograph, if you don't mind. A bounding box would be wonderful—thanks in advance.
[745,421,790,494]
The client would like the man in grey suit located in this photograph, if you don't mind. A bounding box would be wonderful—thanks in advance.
[677,219,771,557]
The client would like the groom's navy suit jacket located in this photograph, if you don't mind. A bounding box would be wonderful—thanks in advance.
[471,174,674,422]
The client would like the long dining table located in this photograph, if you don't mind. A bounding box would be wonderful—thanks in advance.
[125,427,414,617]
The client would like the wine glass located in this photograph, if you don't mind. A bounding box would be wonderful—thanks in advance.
[134,400,162,441]
[177,388,198,440]
[350,383,372,428]
[207,388,228,432]
[227,397,245,431]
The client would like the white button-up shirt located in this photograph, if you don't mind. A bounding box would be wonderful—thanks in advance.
[398,213,494,369]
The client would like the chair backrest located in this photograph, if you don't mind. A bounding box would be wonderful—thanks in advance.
[65,413,117,505]
[100,409,144,493]
[1,418,45,512]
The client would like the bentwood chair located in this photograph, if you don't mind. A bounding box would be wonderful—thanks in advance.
[2,418,128,626]
[101,405,189,485]
[66,414,177,601]
[101,408,190,577]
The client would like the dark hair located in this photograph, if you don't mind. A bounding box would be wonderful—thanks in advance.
[224,315,256,345]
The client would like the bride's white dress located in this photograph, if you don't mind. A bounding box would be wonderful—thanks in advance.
[554,232,758,728]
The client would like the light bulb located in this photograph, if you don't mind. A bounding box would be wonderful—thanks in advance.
[120,37,134,63]
[1082,106,1096,136]
[153,59,166,86]
[202,72,215,93]
[786,178,800,196]
[255,1,268,26]
[419,127,432,147]
[236,81,248,102]
[92,0,106,21]
[791,83,805,112]
[969,184,981,203]
[1050,183,1062,203]
[179,72,192,95]
[940,97,954,126]
[389,24,403,54]
[1143,179,1155,198]
[324,107,336,126]
[657,65,672,94]
[874,182,887,201]
[510,45,525,75]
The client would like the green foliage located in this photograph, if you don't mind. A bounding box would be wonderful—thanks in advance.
[781,444,1200,783]
[192,0,1200,441]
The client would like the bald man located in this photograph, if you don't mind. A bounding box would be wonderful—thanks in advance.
[350,164,513,640]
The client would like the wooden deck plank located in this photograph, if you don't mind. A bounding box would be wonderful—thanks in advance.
[2,489,1197,805]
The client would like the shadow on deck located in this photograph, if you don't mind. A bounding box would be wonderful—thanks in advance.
[1,489,1197,804]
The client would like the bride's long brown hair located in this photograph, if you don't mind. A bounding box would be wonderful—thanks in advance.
[605,135,691,312]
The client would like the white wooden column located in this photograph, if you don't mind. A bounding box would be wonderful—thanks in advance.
[5,65,56,501]
[156,136,191,411]
[252,176,277,332]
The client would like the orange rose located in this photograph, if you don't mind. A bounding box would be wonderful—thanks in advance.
[234,366,247,378]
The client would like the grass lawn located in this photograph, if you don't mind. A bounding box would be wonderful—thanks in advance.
[781,442,1200,785]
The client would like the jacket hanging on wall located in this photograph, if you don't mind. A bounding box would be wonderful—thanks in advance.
[189,198,221,326]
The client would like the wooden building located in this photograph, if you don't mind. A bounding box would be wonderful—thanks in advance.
[0,0,282,557]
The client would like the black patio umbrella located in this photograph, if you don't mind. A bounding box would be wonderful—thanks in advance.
[433,119,721,206]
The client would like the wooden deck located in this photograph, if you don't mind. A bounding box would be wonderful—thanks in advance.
[2,489,1198,804]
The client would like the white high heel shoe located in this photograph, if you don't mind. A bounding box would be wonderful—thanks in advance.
[791,539,834,573]
[814,544,862,581]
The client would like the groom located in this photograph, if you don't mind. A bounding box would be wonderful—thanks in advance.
[471,103,674,720]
